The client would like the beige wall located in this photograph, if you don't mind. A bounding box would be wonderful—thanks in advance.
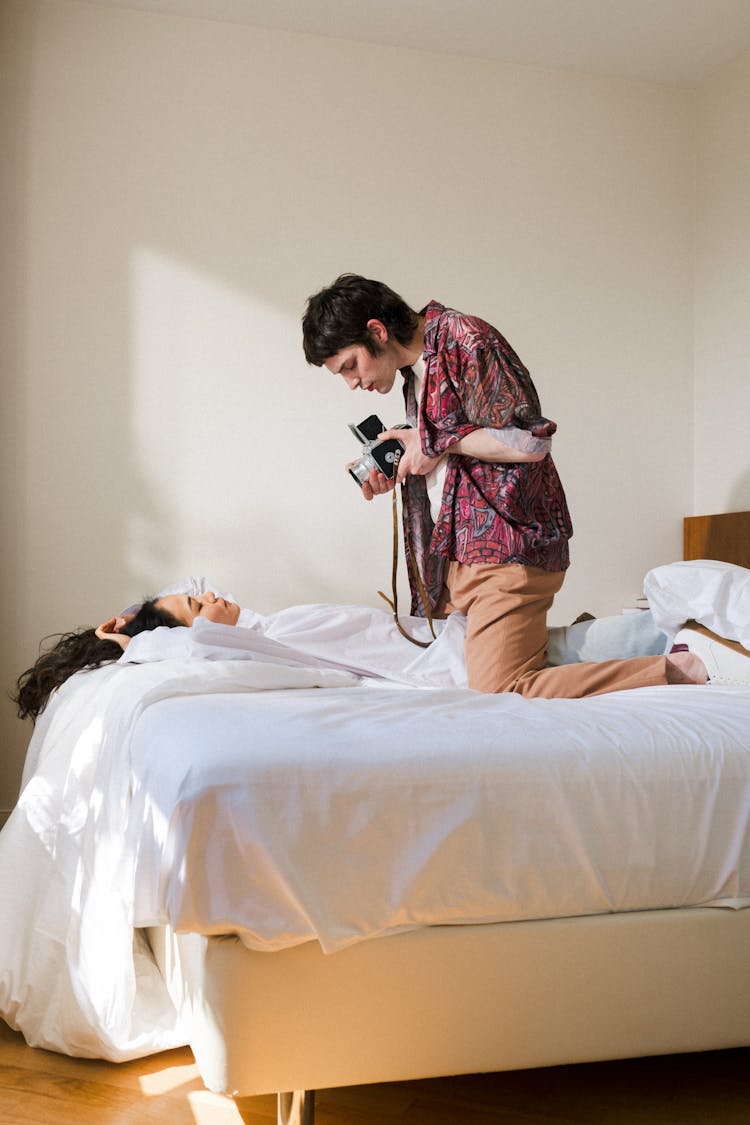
[694,49,750,515]
[0,0,704,810]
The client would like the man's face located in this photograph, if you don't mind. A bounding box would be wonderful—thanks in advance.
[324,341,399,395]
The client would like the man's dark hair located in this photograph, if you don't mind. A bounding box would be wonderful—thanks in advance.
[302,274,419,366]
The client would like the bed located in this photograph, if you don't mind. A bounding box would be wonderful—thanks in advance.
[2,512,750,1125]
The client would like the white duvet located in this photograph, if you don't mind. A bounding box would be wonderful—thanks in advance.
[1,596,749,1065]
[0,658,356,1061]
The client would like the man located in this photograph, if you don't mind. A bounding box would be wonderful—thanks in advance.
[302,274,705,696]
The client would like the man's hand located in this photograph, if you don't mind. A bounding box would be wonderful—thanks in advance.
[378,427,444,483]
[346,427,443,499]
[354,465,392,501]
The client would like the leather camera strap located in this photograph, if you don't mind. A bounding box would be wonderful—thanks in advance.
[377,453,437,648]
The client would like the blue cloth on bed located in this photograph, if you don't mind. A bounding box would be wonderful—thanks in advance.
[547,610,668,666]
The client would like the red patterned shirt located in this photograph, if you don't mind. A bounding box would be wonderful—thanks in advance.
[402,301,572,614]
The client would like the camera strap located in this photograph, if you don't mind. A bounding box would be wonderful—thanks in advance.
[377,452,437,648]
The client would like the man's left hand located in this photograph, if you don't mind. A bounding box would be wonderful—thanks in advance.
[379,428,444,483]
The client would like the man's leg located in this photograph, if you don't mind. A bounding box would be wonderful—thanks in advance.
[446,561,562,693]
[447,561,673,698]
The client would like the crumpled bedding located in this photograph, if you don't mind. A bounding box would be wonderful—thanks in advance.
[117,597,668,688]
[645,559,750,647]
[0,658,356,1061]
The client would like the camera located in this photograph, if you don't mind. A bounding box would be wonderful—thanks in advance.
[348,415,408,488]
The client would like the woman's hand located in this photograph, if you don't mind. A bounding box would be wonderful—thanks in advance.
[95,616,132,651]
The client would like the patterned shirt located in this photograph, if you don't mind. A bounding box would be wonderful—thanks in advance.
[402,301,572,615]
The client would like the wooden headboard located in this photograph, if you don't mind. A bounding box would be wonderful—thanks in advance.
[684,510,750,568]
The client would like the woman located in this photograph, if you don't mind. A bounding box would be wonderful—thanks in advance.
[13,581,251,722]
[13,574,716,725]
[20,564,750,724]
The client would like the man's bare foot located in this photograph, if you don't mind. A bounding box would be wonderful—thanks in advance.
[666,650,708,684]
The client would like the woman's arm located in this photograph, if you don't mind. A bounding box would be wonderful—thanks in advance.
[95,617,132,650]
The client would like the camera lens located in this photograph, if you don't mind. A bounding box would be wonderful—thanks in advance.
[349,457,371,487]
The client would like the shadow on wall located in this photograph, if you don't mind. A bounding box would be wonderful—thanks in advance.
[0,3,35,814]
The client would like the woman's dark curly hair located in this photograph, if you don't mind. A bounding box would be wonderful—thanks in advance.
[302,273,420,366]
[12,600,181,722]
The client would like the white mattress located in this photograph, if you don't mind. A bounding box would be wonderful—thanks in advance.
[129,680,750,954]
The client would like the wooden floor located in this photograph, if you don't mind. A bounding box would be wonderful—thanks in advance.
[2,1020,749,1124]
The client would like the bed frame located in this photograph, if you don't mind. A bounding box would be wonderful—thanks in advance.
[148,907,750,1122]
[147,509,750,1125]
[684,510,750,567]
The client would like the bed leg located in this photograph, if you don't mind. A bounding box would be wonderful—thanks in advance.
[277,1089,315,1125]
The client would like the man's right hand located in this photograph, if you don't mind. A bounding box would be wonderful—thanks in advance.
[347,464,392,501]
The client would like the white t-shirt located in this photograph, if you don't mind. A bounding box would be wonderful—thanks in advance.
[411,355,447,523]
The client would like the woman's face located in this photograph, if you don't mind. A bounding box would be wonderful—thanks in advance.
[155,592,241,627]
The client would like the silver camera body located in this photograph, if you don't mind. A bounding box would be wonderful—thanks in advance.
[348,415,408,488]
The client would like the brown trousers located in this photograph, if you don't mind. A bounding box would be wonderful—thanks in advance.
[436,561,670,698]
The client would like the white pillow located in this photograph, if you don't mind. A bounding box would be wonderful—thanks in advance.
[643,560,750,649]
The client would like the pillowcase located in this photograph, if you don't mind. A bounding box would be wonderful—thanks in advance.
[643,560,750,649]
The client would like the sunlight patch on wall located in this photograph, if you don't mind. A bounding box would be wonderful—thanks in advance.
[129,248,293,592]
[129,247,412,611]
